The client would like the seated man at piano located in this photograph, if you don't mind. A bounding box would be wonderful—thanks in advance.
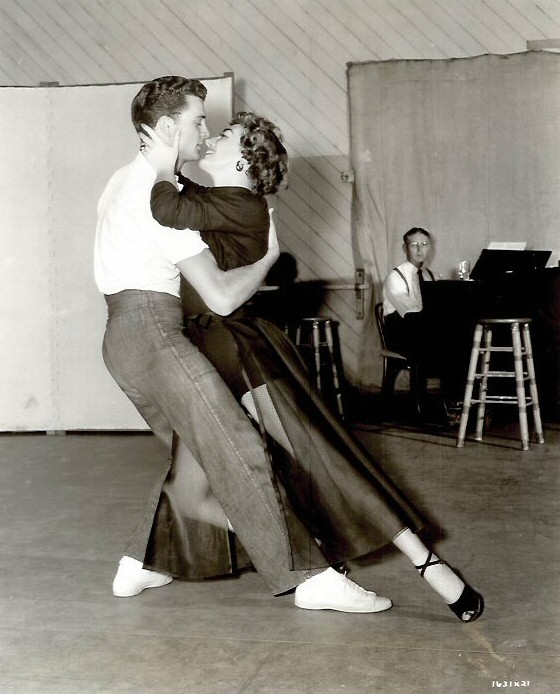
[382,226,435,361]
[382,227,464,418]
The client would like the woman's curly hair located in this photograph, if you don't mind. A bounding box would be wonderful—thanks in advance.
[230,112,288,196]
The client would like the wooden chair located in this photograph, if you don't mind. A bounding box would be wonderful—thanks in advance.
[374,302,422,417]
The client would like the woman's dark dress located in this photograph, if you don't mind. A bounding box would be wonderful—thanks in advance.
[144,177,424,579]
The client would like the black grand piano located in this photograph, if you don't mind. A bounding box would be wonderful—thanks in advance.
[421,249,560,421]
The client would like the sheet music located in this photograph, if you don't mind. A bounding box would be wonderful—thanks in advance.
[487,241,527,250]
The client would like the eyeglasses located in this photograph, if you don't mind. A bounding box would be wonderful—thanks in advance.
[407,241,430,248]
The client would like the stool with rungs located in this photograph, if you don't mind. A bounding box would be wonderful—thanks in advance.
[456,318,544,450]
[287,317,346,418]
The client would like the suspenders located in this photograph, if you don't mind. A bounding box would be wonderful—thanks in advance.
[393,267,434,294]
[393,267,409,294]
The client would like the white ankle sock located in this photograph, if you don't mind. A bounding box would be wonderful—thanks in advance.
[393,529,464,604]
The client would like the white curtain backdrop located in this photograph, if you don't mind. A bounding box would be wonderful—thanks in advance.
[348,51,560,388]
[0,78,233,431]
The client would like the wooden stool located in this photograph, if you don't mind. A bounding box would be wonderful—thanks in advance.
[287,317,346,417]
[456,318,544,450]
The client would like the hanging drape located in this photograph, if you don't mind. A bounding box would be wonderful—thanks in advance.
[348,52,560,388]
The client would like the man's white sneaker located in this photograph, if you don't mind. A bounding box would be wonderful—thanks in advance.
[294,568,392,613]
[112,556,172,597]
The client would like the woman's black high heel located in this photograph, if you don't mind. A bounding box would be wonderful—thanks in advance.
[415,551,484,623]
[448,584,484,623]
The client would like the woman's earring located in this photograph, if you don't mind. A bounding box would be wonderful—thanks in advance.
[236,160,244,172]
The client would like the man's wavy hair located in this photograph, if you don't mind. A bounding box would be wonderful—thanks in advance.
[403,227,431,244]
[230,112,288,196]
[131,76,207,132]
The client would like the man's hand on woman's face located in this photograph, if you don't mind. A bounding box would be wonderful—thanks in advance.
[139,123,179,175]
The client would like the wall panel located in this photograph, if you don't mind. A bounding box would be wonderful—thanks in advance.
[0,77,233,431]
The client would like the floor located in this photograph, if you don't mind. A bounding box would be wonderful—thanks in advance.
[0,407,559,693]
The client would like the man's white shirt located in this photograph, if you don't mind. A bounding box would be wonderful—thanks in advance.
[382,261,433,318]
[95,153,208,297]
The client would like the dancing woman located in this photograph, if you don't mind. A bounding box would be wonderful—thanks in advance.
[140,113,483,622]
